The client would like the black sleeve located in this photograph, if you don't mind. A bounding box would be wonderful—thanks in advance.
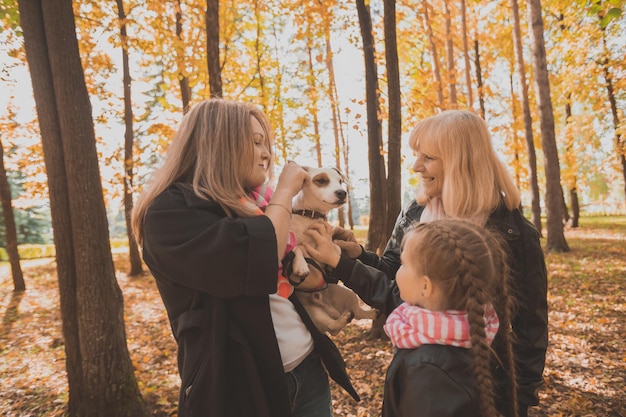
[142,187,279,298]
[332,256,402,315]
[357,201,423,280]
[511,216,549,406]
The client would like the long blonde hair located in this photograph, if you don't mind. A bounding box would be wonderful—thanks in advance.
[409,110,520,219]
[131,98,274,245]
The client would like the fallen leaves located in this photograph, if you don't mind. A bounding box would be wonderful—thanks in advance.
[0,218,624,416]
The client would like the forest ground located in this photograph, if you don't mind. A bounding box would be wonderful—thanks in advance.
[0,216,624,416]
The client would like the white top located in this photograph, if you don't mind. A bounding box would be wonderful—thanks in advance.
[269,294,314,372]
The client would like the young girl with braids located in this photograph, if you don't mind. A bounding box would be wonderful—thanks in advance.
[304,219,518,417]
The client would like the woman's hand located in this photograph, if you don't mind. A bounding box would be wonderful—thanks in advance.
[273,161,309,200]
[303,222,341,268]
[332,226,363,259]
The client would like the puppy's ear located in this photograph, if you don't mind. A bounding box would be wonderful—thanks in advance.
[302,166,311,172]
[333,168,350,187]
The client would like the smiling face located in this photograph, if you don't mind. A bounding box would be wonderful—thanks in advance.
[292,167,348,214]
[412,150,444,199]
[243,116,271,189]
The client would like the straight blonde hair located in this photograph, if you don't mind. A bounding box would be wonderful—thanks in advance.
[131,98,274,245]
[409,110,520,219]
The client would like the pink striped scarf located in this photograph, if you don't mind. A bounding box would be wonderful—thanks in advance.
[384,302,499,349]
[247,184,296,298]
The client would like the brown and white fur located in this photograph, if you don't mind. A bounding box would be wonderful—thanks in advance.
[287,166,377,335]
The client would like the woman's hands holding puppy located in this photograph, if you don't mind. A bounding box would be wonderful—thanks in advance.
[303,223,342,269]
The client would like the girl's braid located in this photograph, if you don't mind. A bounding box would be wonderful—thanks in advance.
[482,228,519,417]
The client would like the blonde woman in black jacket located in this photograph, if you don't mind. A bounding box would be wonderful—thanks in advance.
[132,98,358,417]
[310,110,548,417]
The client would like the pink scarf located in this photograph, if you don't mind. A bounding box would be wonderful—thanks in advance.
[247,184,296,298]
[384,302,499,349]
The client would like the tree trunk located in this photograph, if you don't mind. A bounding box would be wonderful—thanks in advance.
[206,0,223,97]
[443,0,457,107]
[323,22,348,227]
[175,0,191,112]
[383,0,402,240]
[116,0,144,277]
[0,137,25,292]
[570,187,579,228]
[422,2,445,108]
[461,0,473,109]
[18,0,147,415]
[473,39,486,119]
[562,94,580,228]
[356,0,387,253]
[510,0,542,234]
[601,30,626,203]
[527,0,569,252]
[307,43,323,167]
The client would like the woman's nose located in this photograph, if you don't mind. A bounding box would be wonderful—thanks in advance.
[412,158,423,172]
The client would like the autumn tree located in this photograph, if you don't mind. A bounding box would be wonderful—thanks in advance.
[596,5,626,202]
[17,0,146,415]
[461,0,474,109]
[510,0,542,233]
[115,0,143,276]
[356,0,387,253]
[527,0,569,251]
[206,0,223,97]
[0,133,25,292]
[175,0,192,112]
[422,1,445,108]
[383,0,402,240]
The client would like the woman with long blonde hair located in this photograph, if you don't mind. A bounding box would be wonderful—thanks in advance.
[311,110,547,417]
[132,98,358,417]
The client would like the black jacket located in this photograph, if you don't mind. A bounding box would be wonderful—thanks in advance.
[332,200,548,413]
[383,345,482,417]
[142,184,358,417]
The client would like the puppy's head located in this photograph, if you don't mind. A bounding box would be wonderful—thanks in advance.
[294,167,348,214]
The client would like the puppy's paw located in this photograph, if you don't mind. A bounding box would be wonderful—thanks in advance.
[342,310,355,324]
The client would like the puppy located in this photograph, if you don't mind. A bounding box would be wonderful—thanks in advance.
[286,166,377,335]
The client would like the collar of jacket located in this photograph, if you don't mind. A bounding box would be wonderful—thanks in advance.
[486,204,521,240]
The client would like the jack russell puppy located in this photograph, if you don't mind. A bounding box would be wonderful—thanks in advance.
[284,166,377,335]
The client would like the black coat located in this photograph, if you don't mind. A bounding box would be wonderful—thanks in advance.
[383,345,482,417]
[142,184,357,417]
[332,201,548,413]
